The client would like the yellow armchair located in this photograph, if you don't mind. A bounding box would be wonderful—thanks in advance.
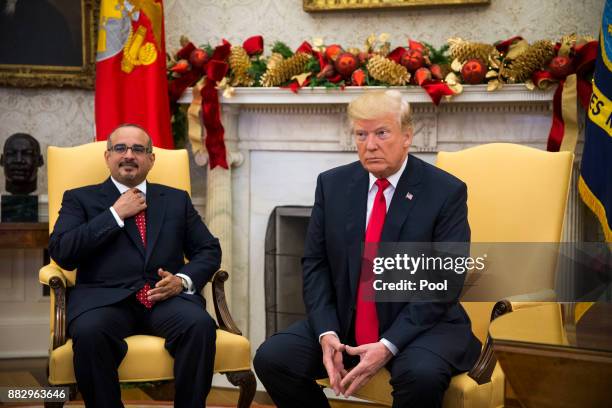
[319,143,574,407]
[40,141,255,407]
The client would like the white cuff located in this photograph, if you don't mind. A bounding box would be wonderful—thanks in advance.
[109,207,124,227]
[175,273,195,294]
[380,338,398,355]
[318,331,338,344]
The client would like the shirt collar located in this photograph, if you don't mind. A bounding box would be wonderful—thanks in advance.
[368,155,409,192]
[110,177,147,195]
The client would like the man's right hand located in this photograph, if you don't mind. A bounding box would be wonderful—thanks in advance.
[320,333,347,396]
[112,188,147,220]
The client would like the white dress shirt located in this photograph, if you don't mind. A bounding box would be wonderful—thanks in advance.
[108,177,195,294]
[319,156,408,355]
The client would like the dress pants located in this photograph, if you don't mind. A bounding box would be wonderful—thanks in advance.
[254,319,454,408]
[69,295,216,408]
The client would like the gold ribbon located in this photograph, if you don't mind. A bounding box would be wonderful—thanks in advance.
[559,74,578,152]
[188,80,206,155]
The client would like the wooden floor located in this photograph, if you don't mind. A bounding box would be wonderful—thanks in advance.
[0,358,386,408]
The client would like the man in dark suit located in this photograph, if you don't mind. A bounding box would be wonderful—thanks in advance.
[48,124,221,408]
[254,91,481,408]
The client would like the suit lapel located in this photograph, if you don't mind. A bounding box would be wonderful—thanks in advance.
[144,183,166,264]
[99,178,121,208]
[345,166,369,304]
[380,155,424,242]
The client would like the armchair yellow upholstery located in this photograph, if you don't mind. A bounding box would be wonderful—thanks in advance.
[319,143,574,407]
[40,141,255,407]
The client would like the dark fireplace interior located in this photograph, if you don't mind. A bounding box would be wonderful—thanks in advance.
[265,206,312,338]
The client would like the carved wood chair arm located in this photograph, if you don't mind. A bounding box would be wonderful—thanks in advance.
[211,270,242,335]
[468,290,558,384]
[39,264,68,350]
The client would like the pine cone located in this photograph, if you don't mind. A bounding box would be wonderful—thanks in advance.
[260,52,310,87]
[448,37,499,64]
[503,40,555,83]
[266,53,284,71]
[229,46,254,86]
[366,55,410,85]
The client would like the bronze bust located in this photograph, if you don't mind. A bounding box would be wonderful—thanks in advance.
[1,133,44,195]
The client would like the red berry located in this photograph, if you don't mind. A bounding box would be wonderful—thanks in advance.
[400,49,424,72]
[430,64,444,80]
[189,49,209,69]
[334,52,359,78]
[548,56,573,79]
[461,59,487,84]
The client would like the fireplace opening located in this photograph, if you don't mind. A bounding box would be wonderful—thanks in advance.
[265,206,312,338]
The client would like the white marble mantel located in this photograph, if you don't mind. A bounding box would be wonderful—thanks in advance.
[179,84,585,358]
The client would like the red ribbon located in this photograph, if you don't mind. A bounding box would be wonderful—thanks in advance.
[296,41,313,55]
[387,47,406,64]
[420,80,455,105]
[495,36,524,54]
[546,40,598,151]
[243,35,264,56]
[574,40,598,109]
[176,42,196,60]
[200,42,231,169]
[169,70,201,102]
[532,70,554,89]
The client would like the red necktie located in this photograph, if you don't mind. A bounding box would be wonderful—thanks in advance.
[135,210,146,247]
[355,178,390,345]
[134,210,154,308]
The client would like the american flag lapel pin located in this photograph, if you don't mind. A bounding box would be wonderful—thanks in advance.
[406,192,414,200]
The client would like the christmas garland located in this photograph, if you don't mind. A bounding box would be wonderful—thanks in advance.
[167,34,598,168]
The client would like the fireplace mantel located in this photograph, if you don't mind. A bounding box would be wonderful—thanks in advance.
[179,84,555,105]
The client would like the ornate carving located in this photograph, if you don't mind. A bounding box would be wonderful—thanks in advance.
[212,270,242,335]
[467,299,513,384]
[49,276,67,350]
[226,370,257,408]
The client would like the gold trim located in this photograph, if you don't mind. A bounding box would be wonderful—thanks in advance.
[578,175,612,242]
[303,0,489,12]
[0,0,99,89]
[559,74,578,152]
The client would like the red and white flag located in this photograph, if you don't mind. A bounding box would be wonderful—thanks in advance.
[95,0,173,148]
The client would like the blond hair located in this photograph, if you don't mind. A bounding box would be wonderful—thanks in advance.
[347,90,412,133]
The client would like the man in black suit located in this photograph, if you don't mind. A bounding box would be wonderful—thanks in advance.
[254,91,481,408]
[49,124,221,408]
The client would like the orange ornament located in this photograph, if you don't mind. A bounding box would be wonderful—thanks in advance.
[325,44,344,62]
[352,69,366,86]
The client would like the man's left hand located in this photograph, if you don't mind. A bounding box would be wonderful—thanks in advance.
[147,268,183,302]
[340,342,393,397]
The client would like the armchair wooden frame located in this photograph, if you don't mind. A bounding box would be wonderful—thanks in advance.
[42,268,256,408]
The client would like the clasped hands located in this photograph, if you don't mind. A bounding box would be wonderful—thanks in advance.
[321,334,393,398]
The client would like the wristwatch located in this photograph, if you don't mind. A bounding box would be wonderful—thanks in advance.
[179,277,189,291]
